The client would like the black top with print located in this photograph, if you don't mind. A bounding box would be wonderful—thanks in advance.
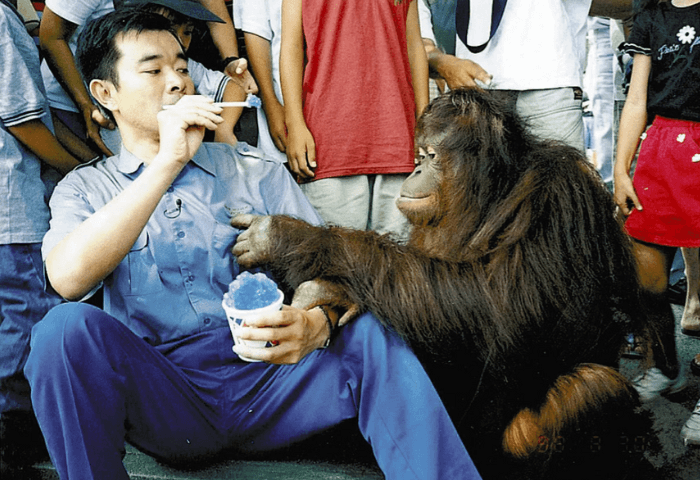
[622,2,700,121]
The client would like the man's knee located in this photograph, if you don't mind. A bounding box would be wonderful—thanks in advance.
[29,303,108,364]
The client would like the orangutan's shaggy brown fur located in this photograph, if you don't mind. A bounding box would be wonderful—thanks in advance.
[236,89,653,479]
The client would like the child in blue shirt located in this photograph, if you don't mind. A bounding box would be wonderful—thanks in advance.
[0,0,81,471]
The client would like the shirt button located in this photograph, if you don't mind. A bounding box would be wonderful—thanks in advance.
[167,186,174,192]
[187,275,195,282]
[203,317,211,325]
[177,231,185,238]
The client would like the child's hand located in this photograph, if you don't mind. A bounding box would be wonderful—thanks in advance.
[436,55,492,90]
[613,173,643,215]
[286,122,316,180]
[225,58,259,94]
[81,103,115,157]
[264,100,287,153]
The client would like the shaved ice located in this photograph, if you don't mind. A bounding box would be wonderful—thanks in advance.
[226,272,279,310]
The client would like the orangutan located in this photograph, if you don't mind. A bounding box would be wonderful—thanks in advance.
[232,88,652,479]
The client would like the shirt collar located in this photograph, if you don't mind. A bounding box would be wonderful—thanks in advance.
[113,144,218,177]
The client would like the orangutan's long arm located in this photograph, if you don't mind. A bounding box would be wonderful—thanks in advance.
[235,215,496,356]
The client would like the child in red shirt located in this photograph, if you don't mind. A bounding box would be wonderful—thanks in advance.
[281,0,428,240]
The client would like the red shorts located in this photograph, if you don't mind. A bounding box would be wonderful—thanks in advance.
[625,116,700,247]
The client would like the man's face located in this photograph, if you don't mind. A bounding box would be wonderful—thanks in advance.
[108,30,195,134]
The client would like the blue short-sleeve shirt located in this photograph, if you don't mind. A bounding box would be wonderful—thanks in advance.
[0,1,54,245]
[43,142,323,345]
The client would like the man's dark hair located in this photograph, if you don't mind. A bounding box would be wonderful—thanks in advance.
[75,8,179,88]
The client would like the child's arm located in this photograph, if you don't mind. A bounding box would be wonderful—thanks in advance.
[213,81,246,146]
[589,0,633,20]
[51,112,101,161]
[39,7,115,156]
[198,0,258,94]
[8,119,81,175]
[614,53,651,216]
[406,0,429,117]
[280,0,316,180]
[245,32,287,153]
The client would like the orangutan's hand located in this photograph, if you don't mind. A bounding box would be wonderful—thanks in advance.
[292,279,360,327]
[231,214,273,268]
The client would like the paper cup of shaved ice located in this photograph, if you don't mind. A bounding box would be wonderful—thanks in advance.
[222,272,284,362]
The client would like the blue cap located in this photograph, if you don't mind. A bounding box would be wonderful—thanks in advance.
[116,0,224,23]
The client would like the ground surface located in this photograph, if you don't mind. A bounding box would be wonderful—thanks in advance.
[617,303,700,479]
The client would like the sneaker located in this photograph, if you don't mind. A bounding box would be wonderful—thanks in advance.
[681,399,700,446]
[632,367,687,402]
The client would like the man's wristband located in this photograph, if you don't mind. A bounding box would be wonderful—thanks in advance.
[316,305,335,349]
[221,56,240,71]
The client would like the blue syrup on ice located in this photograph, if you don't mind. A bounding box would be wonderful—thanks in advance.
[247,94,262,108]
[228,272,278,310]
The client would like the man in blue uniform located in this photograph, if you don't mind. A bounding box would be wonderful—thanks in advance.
[25,9,482,480]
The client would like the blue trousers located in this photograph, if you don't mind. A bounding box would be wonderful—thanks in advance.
[25,303,481,480]
[0,243,62,413]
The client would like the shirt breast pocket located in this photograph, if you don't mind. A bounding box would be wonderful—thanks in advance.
[212,221,239,250]
[125,232,163,296]
[210,222,239,289]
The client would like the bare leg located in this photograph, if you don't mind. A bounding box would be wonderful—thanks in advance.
[632,241,680,379]
[680,247,700,336]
